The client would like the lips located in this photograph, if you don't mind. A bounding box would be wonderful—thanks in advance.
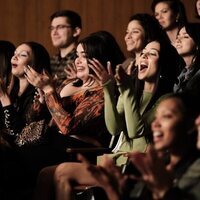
[175,45,182,49]
[153,131,163,143]
[77,67,84,72]
[139,63,148,72]
[12,64,18,68]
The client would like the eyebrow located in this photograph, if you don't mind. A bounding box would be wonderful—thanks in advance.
[144,48,160,53]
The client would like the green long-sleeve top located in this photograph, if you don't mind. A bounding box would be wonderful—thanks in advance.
[102,79,165,165]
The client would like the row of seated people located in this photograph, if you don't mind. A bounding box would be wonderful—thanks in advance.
[30,13,200,199]
[1,3,200,199]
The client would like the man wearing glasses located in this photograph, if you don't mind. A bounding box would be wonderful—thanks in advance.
[49,10,82,87]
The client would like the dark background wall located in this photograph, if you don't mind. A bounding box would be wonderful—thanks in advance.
[0,0,197,56]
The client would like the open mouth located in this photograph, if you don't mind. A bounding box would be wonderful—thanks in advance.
[12,64,18,68]
[77,67,85,72]
[139,63,148,72]
[153,131,163,143]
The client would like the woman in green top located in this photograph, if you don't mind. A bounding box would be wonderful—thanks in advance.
[90,35,182,166]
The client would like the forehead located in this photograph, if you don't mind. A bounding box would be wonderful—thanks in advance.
[155,2,171,10]
[128,20,144,30]
[51,16,68,25]
[157,97,182,113]
[179,26,187,34]
[16,44,32,52]
[76,43,84,52]
[145,41,160,50]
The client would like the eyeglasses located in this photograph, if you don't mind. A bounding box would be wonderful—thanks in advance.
[49,24,72,31]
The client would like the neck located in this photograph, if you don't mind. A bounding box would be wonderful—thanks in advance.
[166,27,179,45]
[144,81,155,93]
[167,154,182,170]
[167,143,189,170]
[82,77,98,88]
[182,55,195,67]
[135,51,142,66]
[18,77,29,96]
[60,42,76,58]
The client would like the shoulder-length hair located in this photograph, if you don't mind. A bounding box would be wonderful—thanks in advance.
[134,37,184,113]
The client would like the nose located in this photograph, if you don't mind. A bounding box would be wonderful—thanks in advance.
[12,54,18,60]
[175,36,181,45]
[151,118,161,131]
[125,32,132,40]
[52,28,58,35]
[75,57,82,65]
[155,13,162,20]
[140,52,148,59]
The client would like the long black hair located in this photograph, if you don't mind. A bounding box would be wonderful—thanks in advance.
[10,41,51,98]
[0,40,15,86]
[73,31,125,86]
[151,0,188,30]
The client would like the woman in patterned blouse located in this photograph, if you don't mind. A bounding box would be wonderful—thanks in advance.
[25,31,125,151]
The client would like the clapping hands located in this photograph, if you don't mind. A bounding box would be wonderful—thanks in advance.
[24,65,54,94]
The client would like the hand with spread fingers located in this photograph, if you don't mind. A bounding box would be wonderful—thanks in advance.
[88,58,113,85]
[64,62,77,79]
[24,65,54,94]
[78,154,126,200]
[114,64,133,86]
[128,148,174,199]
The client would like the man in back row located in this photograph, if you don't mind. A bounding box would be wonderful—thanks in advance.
[49,10,82,87]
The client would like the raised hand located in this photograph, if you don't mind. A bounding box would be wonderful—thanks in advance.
[64,62,77,79]
[78,154,126,200]
[115,64,130,86]
[24,65,54,93]
[128,148,173,199]
[126,61,135,75]
[88,58,113,85]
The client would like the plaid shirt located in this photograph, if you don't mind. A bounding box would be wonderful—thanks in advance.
[50,49,76,88]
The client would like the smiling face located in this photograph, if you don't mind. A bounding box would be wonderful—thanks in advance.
[50,16,74,48]
[124,20,145,53]
[138,41,160,82]
[196,0,200,16]
[74,44,89,81]
[154,2,177,30]
[11,44,32,78]
[174,27,196,57]
[151,97,184,151]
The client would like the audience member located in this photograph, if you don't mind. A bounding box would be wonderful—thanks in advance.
[195,0,200,18]
[0,41,51,146]
[82,93,200,200]
[0,40,15,147]
[174,22,200,97]
[127,92,200,200]
[49,10,82,87]
[25,31,125,153]
[122,13,169,72]
[151,0,188,45]
[0,41,52,200]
